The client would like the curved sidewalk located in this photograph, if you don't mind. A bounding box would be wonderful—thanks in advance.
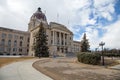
[0,59,53,80]
[110,60,120,70]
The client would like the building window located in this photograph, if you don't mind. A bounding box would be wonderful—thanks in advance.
[65,42,67,45]
[65,34,67,39]
[27,44,29,47]
[2,33,6,38]
[20,36,23,40]
[57,40,59,44]
[14,40,17,46]
[13,48,17,52]
[61,48,64,53]
[57,32,59,37]
[27,49,29,52]
[14,35,18,39]
[61,33,63,38]
[19,48,22,52]
[57,47,59,51]
[1,39,5,45]
[27,37,30,42]
[65,48,68,53]
[8,34,12,38]
[20,41,22,46]
[13,48,15,52]
[8,40,11,47]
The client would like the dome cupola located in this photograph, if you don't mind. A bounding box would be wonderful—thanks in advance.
[28,7,48,31]
[32,7,47,21]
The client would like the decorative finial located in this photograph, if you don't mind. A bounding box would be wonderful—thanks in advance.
[38,7,41,12]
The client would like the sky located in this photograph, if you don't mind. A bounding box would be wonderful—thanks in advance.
[0,0,120,50]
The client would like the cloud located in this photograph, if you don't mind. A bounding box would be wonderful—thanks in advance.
[84,27,100,49]
[96,3,115,21]
[94,0,115,7]
[0,0,120,49]
[0,0,116,28]
[84,18,120,50]
[101,19,120,49]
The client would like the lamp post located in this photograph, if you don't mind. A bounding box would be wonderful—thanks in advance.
[99,41,105,66]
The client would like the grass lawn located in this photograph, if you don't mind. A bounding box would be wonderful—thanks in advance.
[33,58,120,80]
[102,57,120,67]
[0,56,35,68]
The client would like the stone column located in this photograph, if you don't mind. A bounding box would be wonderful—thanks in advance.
[65,34,67,46]
[59,32,61,53]
[63,33,65,46]
[53,30,54,45]
[54,31,56,45]
[59,32,61,46]
[63,33,64,53]
[66,34,68,46]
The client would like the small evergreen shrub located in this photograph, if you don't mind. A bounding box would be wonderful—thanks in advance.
[77,52,101,65]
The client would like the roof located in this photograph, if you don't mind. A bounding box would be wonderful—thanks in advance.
[31,8,47,21]
[73,41,81,43]
[0,27,29,35]
[50,22,73,35]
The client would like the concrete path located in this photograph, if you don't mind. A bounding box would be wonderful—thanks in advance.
[110,65,120,70]
[0,59,53,80]
[110,60,120,70]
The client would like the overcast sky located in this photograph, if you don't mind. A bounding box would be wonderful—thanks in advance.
[0,0,120,50]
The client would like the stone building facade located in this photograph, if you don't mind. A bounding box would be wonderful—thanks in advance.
[73,41,81,53]
[28,8,81,56]
[0,27,29,55]
[0,7,81,56]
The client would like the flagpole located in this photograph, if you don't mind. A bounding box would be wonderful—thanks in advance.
[57,13,59,23]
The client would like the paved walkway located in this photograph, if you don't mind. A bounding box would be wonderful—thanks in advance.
[110,60,120,70]
[0,59,53,80]
[110,65,120,70]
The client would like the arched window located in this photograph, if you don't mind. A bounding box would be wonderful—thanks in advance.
[20,41,22,46]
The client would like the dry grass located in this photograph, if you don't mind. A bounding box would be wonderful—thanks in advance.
[0,57,34,68]
[103,57,120,67]
[104,59,119,66]
[33,58,120,80]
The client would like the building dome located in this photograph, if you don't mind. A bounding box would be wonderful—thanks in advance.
[28,7,48,31]
[32,7,47,21]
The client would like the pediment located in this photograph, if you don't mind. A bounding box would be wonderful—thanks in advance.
[50,22,73,34]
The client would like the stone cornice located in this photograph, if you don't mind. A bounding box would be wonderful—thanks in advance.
[50,22,73,35]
